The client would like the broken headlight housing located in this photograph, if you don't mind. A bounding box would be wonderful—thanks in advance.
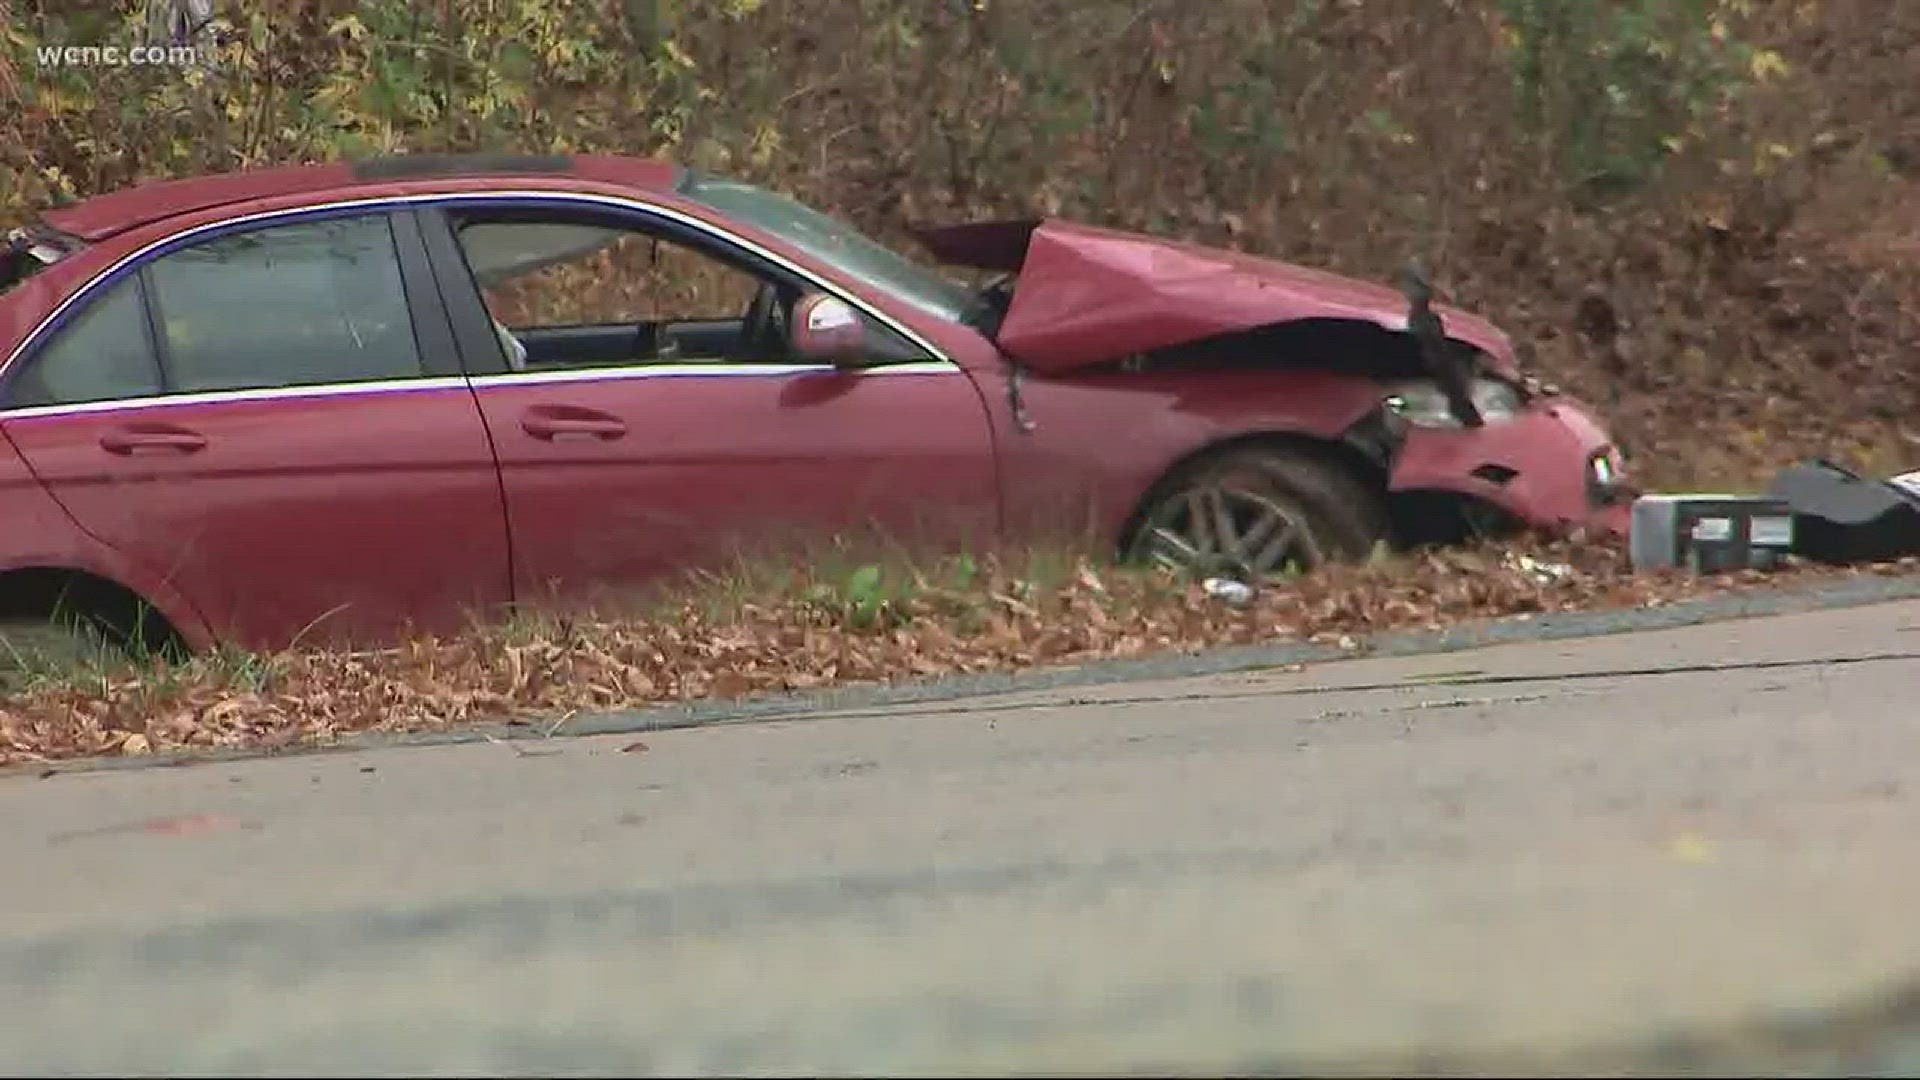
[1383,377,1524,428]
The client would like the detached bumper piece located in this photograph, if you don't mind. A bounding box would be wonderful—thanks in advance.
[1630,494,1796,573]
[1768,460,1920,565]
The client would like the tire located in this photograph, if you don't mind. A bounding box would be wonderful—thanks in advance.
[1125,446,1388,578]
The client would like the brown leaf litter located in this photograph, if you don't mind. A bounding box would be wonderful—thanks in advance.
[0,539,1910,767]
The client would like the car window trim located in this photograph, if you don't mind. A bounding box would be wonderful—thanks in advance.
[0,192,959,417]
[0,377,483,421]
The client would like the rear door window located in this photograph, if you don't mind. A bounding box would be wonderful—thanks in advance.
[145,215,424,393]
[8,213,428,408]
[8,277,163,407]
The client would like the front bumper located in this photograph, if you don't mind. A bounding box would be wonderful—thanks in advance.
[1385,396,1633,537]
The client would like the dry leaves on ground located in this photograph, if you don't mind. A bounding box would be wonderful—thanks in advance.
[0,539,1911,766]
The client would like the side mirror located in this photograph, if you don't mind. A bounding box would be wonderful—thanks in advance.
[789,293,869,367]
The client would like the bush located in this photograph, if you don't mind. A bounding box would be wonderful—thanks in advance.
[5,0,1920,489]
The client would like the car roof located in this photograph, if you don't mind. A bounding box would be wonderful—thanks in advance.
[39,154,684,242]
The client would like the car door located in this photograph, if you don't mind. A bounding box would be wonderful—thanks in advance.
[416,198,1001,606]
[0,209,512,651]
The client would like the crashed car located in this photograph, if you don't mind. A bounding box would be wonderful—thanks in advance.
[0,153,1630,655]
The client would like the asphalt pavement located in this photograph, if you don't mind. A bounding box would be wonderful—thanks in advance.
[7,599,1920,1075]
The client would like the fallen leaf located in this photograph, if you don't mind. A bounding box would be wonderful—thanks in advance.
[620,740,651,754]
[0,532,1885,767]
[143,814,244,837]
[50,813,247,843]
[482,732,562,758]
[1669,834,1715,863]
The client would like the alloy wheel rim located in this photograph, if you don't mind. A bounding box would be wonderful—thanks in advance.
[1138,484,1323,580]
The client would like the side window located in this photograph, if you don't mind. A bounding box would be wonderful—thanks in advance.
[465,222,763,332]
[452,216,929,370]
[9,276,163,407]
[145,214,424,393]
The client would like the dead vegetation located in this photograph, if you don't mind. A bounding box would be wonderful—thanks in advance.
[1,538,1909,767]
[10,2,1920,487]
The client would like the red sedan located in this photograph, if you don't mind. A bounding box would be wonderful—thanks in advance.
[0,154,1630,656]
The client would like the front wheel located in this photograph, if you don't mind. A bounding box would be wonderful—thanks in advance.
[1125,447,1388,579]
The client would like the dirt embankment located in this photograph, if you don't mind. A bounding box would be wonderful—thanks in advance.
[4,2,1920,761]
[4,1,1920,484]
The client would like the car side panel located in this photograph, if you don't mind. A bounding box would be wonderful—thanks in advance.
[468,366,1002,603]
[906,327,1391,554]
[2,386,513,650]
[408,194,1004,603]
[0,424,216,647]
[0,205,514,652]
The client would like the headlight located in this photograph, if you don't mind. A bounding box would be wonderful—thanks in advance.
[1591,452,1616,487]
[1384,377,1524,428]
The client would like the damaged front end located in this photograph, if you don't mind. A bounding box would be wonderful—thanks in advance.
[1384,264,1632,539]
[1131,318,1632,542]
[917,216,1634,539]
[1382,385,1634,542]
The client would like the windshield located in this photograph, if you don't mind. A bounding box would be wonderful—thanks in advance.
[678,173,980,324]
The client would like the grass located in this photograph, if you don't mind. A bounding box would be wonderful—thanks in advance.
[0,533,1908,767]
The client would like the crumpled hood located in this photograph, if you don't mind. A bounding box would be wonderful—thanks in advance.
[915,218,1516,376]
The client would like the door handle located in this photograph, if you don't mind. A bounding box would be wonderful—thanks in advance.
[99,425,208,455]
[520,407,627,442]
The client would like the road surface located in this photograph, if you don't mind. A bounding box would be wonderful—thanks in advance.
[6,599,1920,1075]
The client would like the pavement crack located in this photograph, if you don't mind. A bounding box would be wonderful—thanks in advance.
[1311,691,1563,724]
[794,650,1920,726]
